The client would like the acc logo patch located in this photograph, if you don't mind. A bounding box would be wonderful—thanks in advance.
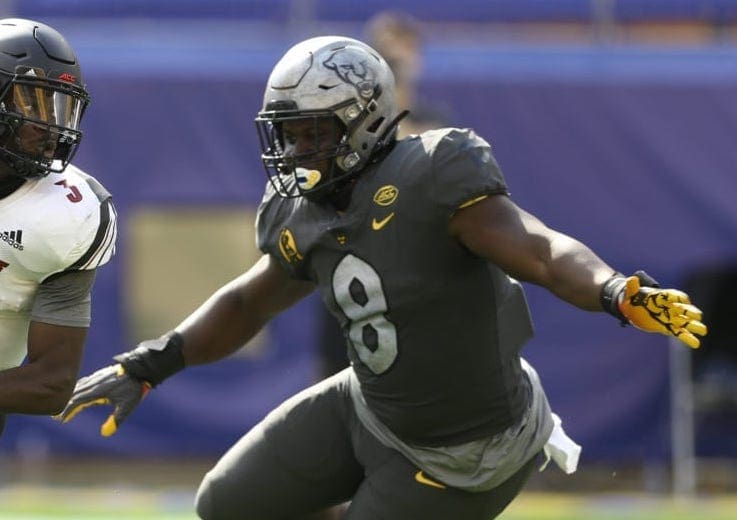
[278,228,303,264]
[58,73,77,83]
[373,185,399,206]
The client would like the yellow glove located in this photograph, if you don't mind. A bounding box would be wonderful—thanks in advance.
[618,275,708,349]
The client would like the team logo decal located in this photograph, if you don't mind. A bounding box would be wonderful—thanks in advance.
[414,470,446,490]
[323,49,376,98]
[58,73,77,83]
[371,213,394,231]
[0,230,24,250]
[373,185,399,206]
[278,228,303,264]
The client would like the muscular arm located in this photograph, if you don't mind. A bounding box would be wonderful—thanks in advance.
[0,322,87,415]
[0,268,99,415]
[57,254,316,435]
[177,254,316,366]
[449,194,615,311]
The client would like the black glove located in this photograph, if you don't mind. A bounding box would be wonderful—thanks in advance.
[57,332,185,436]
[57,364,150,437]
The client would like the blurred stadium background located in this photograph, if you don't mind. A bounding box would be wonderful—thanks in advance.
[1,0,737,518]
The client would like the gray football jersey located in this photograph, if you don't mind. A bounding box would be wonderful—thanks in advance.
[257,128,535,446]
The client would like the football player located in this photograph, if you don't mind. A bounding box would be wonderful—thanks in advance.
[60,37,705,519]
[0,19,116,436]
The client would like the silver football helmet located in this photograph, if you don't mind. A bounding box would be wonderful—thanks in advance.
[256,36,402,201]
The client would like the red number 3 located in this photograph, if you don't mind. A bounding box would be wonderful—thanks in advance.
[54,180,83,203]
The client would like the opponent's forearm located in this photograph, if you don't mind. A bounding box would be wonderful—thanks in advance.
[0,324,85,414]
[0,363,74,414]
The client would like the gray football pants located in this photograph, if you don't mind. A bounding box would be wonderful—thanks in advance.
[195,368,537,520]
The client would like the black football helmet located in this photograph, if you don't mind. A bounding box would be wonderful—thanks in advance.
[0,19,90,179]
[256,36,405,202]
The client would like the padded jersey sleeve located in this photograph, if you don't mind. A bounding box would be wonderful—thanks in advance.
[65,197,117,272]
[32,169,118,281]
[428,128,509,217]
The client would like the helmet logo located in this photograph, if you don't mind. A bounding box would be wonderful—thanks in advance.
[322,50,375,98]
[373,185,399,206]
[58,73,76,83]
[278,227,304,264]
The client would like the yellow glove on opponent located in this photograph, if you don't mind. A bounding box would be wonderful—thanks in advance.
[601,271,708,349]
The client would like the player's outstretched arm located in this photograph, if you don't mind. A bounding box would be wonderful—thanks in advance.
[449,194,707,348]
[58,254,315,436]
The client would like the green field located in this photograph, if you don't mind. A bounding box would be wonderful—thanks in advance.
[1,486,735,520]
[504,492,737,520]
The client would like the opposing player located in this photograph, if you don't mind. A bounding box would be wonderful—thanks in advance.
[60,37,705,519]
[0,19,116,436]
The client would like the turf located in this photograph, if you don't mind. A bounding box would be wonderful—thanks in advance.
[1,487,735,519]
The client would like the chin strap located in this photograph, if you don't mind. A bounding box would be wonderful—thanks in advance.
[373,109,410,156]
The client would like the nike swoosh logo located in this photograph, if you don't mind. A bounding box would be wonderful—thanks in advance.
[414,470,446,489]
[371,212,395,231]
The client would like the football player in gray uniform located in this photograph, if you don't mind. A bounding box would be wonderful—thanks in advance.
[0,19,117,436]
[60,36,706,519]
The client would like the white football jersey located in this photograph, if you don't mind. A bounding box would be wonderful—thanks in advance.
[0,165,117,369]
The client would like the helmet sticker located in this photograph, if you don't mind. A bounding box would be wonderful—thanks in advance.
[322,49,376,98]
[58,73,77,83]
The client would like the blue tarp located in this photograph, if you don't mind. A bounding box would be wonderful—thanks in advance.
[14,0,737,23]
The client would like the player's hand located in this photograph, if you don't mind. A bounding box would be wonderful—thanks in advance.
[57,364,151,437]
[619,275,708,349]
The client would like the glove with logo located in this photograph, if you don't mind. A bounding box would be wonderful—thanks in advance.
[600,271,708,349]
[57,332,185,436]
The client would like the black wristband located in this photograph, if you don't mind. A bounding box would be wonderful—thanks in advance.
[632,270,660,289]
[600,272,628,324]
[600,270,661,326]
[114,331,185,387]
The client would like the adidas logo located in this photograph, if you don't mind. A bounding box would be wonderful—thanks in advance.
[0,230,24,250]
